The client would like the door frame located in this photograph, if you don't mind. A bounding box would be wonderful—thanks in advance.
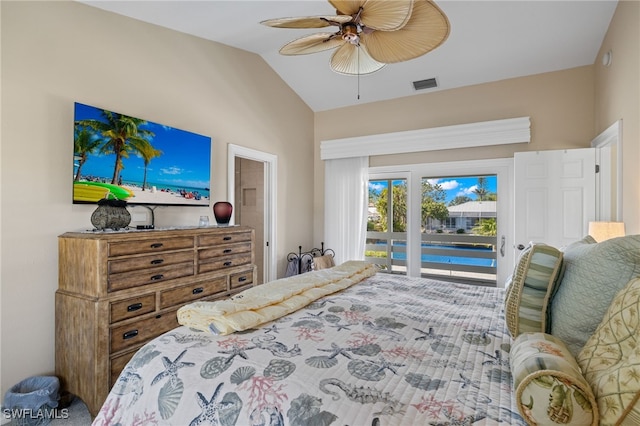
[591,119,623,221]
[228,144,277,283]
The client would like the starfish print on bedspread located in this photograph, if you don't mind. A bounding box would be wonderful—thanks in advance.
[262,324,280,334]
[218,343,255,361]
[189,383,242,426]
[305,342,354,369]
[200,344,258,379]
[318,342,354,360]
[413,327,450,341]
[452,373,481,390]
[151,349,195,386]
[479,349,510,367]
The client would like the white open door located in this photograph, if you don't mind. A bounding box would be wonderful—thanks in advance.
[514,149,596,253]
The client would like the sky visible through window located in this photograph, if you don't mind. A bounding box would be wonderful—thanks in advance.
[369,176,497,204]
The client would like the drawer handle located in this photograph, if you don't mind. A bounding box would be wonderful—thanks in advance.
[223,261,232,267]
[150,243,164,249]
[192,287,204,295]
[123,330,138,340]
[223,236,232,241]
[150,259,164,265]
[238,276,247,282]
[150,274,164,281]
[223,249,232,254]
[127,303,143,312]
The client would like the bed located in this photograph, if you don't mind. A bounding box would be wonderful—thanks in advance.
[92,261,525,426]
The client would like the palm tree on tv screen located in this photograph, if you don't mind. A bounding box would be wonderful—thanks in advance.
[137,143,163,191]
[76,110,156,185]
[73,128,102,182]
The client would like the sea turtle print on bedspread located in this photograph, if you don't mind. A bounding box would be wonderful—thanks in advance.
[93,273,525,425]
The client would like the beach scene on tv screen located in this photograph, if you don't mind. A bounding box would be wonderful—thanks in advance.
[73,102,211,206]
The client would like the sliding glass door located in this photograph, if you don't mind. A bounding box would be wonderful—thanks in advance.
[365,159,513,287]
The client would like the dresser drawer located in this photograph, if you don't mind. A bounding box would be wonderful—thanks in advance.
[159,277,227,309]
[230,269,254,289]
[110,350,137,388]
[198,242,252,260]
[108,262,194,292]
[198,253,252,274]
[108,237,194,257]
[108,251,193,274]
[110,294,156,323]
[110,310,179,353]
[198,231,252,247]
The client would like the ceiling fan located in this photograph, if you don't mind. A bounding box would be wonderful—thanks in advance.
[261,0,450,76]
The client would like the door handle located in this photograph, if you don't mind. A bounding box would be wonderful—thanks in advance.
[500,236,505,257]
[517,244,525,250]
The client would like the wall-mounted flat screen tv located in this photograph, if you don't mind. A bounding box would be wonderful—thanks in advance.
[73,102,211,207]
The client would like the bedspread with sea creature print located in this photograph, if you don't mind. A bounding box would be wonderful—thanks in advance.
[93,273,526,425]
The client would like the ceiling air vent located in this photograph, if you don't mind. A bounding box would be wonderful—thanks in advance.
[413,77,438,91]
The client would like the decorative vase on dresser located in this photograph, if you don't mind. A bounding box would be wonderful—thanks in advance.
[213,201,233,225]
[55,226,256,416]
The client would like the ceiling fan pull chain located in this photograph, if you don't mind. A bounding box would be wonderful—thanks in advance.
[357,47,360,100]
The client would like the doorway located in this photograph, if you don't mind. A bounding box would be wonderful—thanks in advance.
[369,158,513,287]
[228,144,277,284]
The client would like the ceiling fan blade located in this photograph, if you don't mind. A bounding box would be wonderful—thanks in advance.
[280,33,345,55]
[330,42,385,75]
[359,0,414,31]
[362,0,450,63]
[328,0,367,16]
[261,15,352,29]
[329,0,413,31]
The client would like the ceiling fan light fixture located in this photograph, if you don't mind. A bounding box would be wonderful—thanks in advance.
[341,23,360,44]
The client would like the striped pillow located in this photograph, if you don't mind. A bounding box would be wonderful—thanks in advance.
[505,243,563,338]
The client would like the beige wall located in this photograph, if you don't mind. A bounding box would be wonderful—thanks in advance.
[0,1,314,396]
[594,0,639,233]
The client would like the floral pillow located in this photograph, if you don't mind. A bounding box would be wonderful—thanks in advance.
[511,332,598,426]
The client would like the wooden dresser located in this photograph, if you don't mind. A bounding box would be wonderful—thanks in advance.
[55,226,256,416]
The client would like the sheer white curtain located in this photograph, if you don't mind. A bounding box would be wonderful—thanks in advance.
[324,156,369,265]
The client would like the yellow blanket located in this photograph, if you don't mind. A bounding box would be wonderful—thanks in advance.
[177,260,378,335]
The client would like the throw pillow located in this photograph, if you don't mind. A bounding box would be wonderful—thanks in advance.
[550,235,640,356]
[511,332,598,426]
[577,277,640,426]
[505,243,563,338]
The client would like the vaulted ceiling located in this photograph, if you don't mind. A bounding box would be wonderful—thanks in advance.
[80,1,618,112]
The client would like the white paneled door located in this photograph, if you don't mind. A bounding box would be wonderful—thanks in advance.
[514,149,596,253]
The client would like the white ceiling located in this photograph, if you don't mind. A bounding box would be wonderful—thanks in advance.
[80,0,618,112]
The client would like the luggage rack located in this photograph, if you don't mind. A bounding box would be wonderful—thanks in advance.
[286,242,335,276]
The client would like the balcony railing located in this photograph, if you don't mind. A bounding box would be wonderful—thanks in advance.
[365,231,497,284]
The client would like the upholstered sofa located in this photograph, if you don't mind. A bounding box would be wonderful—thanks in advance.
[505,235,640,426]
